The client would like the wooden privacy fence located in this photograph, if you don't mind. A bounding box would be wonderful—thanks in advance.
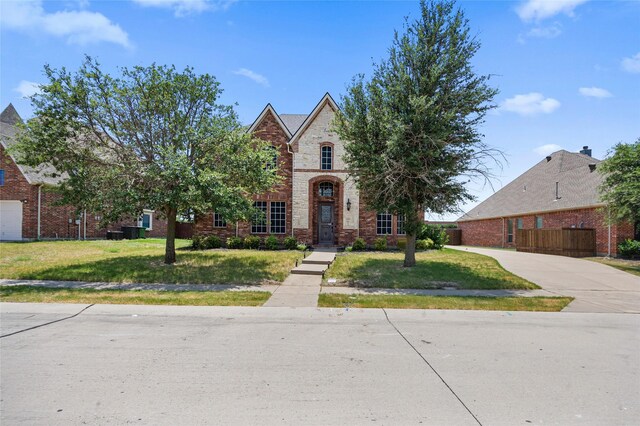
[516,228,596,258]
[445,228,462,245]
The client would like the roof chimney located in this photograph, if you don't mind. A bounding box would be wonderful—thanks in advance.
[580,146,592,157]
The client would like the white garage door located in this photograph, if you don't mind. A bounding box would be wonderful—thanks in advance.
[0,201,23,241]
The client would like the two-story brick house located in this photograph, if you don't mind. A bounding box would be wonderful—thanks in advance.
[194,93,406,246]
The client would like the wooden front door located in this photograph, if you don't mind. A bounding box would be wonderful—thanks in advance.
[318,203,334,244]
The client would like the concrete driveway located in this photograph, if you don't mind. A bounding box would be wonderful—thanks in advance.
[451,247,640,313]
[1,303,639,425]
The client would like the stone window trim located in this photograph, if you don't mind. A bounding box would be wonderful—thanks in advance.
[138,209,153,231]
[320,142,334,171]
[213,212,227,228]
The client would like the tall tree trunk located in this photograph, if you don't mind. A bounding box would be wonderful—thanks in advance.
[404,232,417,267]
[164,207,177,264]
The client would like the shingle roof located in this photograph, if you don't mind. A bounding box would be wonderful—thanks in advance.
[279,114,308,134]
[0,117,66,186]
[458,150,604,221]
[0,103,22,125]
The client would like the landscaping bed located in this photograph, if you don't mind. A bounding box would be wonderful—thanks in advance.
[324,249,537,290]
[318,294,572,311]
[0,239,302,285]
[0,286,270,306]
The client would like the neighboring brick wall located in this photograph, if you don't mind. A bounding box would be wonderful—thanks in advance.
[458,207,635,256]
[0,144,38,238]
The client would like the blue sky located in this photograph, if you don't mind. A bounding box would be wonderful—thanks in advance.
[1,0,639,220]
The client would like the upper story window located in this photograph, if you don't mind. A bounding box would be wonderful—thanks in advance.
[266,146,278,170]
[318,182,334,197]
[321,145,332,170]
[0,169,4,186]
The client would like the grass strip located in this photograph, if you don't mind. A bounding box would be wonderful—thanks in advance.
[318,293,573,312]
[0,286,270,307]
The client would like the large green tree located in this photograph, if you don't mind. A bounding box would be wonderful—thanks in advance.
[598,139,640,229]
[334,0,501,267]
[16,56,279,264]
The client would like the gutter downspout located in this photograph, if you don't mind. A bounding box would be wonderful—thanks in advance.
[288,142,295,238]
[501,217,505,248]
[37,185,42,240]
[607,205,611,258]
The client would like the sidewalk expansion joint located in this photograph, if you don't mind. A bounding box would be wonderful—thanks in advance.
[381,308,483,426]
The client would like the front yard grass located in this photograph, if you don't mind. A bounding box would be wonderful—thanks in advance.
[585,257,640,277]
[0,286,270,306]
[324,249,537,290]
[318,294,573,312]
[0,239,302,285]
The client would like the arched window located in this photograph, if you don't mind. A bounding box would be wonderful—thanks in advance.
[321,145,332,170]
[319,182,334,197]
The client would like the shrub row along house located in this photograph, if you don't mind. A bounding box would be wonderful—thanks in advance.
[0,104,167,241]
[195,93,407,247]
[457,147,636,256]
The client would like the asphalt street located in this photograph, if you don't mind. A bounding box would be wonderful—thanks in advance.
[1,303,639,425]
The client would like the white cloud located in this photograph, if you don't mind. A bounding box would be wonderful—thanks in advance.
[233,68,270,88]
[14,81,42,98]
[501,93,561,116]
[516,0,588,22]
[527,23,562,38]
[621,52,640,74]
[0,0,130,48]
[133,0,237,17]
[534,144,563,156]
[579,87,612,98]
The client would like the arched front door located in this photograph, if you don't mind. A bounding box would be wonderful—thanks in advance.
[318,203,334,244]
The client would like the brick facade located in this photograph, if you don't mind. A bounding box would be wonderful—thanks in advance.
[458,207,634,256]
[1,144,167,240]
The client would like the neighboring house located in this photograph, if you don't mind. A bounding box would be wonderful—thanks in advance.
[195,93,407,247]
[0,104,167,241]
[457,148,635,256]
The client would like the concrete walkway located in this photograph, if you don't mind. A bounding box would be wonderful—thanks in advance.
[321,286,554,297]
[263,249,336,307]
[449,246,640,313]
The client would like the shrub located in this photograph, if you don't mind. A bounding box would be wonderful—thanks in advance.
[296,243,308,251]
[283,236,298,250]
[265,235,279,250]
[226,236,243,249]
[191,235,204,250]
[203,235,222,249]
[419,224,449,249]
[243,235,261,249]
[344,246,353,252]
[416,238,434,251]
[374,237,387,251]
[618,239,640,258]
[397,239,406,250]
[352,237,366,251]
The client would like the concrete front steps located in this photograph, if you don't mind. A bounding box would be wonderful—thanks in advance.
[290,250,336,275]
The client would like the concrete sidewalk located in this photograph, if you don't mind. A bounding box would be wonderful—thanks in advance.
[450,246,640,313]
[321,286,555,297]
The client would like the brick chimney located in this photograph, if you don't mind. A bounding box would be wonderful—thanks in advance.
[579,146,592,157]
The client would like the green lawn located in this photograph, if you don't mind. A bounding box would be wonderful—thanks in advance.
[0,239,302,285]
[318,294,572,312]
[324,249,537,290]
[585,257,640,277]
[0,286,270,306]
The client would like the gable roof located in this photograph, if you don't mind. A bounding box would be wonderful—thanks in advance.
[279,114,308,134]
[0,106,65,186]
[458,150,604,221]
[246,103,292,138]
[288,92,339,146]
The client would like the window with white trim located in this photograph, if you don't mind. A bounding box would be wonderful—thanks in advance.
[138,210,153,230]
[376,212,392,235]
[321,145,332,170]
[213,212,226,228]
[270,202,286,234]
[251,201,267,233]
[397,214,406,235]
